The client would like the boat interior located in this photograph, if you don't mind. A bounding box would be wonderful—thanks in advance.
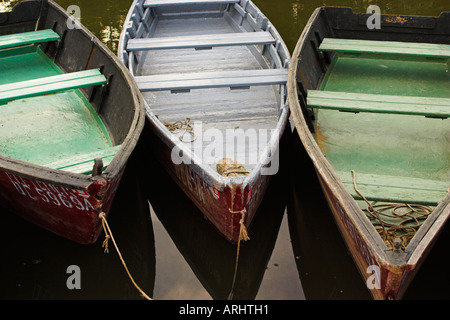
[0,29,118,175]
[296,8,449,247]
[121,0,289,174]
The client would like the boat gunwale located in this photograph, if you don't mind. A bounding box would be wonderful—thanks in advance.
[118,0,291,190]
[287,6,450,299]
[0,0,145,189]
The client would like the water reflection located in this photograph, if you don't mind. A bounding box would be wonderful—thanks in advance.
[138,126,303,300]
[0,1,17,12]
[288,133,372,299]
[0,146,155,299]
[2,0,448,52]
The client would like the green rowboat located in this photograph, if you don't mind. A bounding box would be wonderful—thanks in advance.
[0,0,144,244]
[288,7,449,300]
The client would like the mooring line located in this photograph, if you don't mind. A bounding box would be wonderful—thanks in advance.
[99,212,152,300]
[228,208,250,300]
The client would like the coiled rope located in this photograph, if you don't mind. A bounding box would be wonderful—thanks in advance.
[217,158,250,177]
[99,212,152,300]
[162,117,196,142]
[351,170,433,249]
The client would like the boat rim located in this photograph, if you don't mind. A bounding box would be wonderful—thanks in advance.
[287,6,450,267]
[0,0,145,189]
[118,0,291,191]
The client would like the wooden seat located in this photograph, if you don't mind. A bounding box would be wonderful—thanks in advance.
[319,38,450,58]
[0,29,60,50]
[44,145,122,175]
[127,31,275,51]
[0,69,107,105]
[336,171,449,206]
[135,68,287,92]
[144,0,239,7]
[307,90,450,119]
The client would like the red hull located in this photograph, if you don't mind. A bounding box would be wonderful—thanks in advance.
[318,173,413,300]
[0,169,123,244]
[147,121,271,243]
[0,0,144,244]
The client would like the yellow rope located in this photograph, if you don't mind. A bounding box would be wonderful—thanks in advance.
[98,212,152,300]
[227,208,250,300]
[351,170,433,249]
[162,117,196,142]
[217,158,250,177]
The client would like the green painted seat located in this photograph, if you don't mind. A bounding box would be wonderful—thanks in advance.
[319,38,450,58]
[0,29,60,50]
[307,90,450,119]
[44,145,122,175]
[336,171,449,206]
[0,69,107,105]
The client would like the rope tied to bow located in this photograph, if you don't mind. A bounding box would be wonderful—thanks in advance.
[98,212,152,300]
[228,208,250,300]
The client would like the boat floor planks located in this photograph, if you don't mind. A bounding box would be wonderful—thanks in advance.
[119,0,290,242]
[0,47,113,171]
[137,16,280,172]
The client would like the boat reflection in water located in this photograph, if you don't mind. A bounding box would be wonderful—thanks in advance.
[287,132,371,299]
[140,125,292,300]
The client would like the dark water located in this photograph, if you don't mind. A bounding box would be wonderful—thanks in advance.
[1,0,449,301]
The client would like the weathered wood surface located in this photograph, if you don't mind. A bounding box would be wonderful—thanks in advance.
[0,69,106,105]
[0,29,59,50]
[307,90,450,118]
[320,38,450,58]
[126,1,289,172]
[127,31,275,50]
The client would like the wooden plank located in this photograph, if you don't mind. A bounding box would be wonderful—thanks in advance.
[136,68,287,91]
[127,31,275,50]
[0,29,60,50]
[307,90,450,118]
[336,171,449,205]
[0,69,107,105]
[45,145,122,174]
[319,38,450,58]
[144,0,239,7]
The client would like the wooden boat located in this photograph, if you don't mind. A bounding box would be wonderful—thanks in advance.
[0,0,145,244]
[141,138,288,299]
[1,148,155,299]
[287,7,450,300]
[119,0,290,242]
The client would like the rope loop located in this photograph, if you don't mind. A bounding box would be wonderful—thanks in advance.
[163,117,196,142]
[351,170,433,250]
